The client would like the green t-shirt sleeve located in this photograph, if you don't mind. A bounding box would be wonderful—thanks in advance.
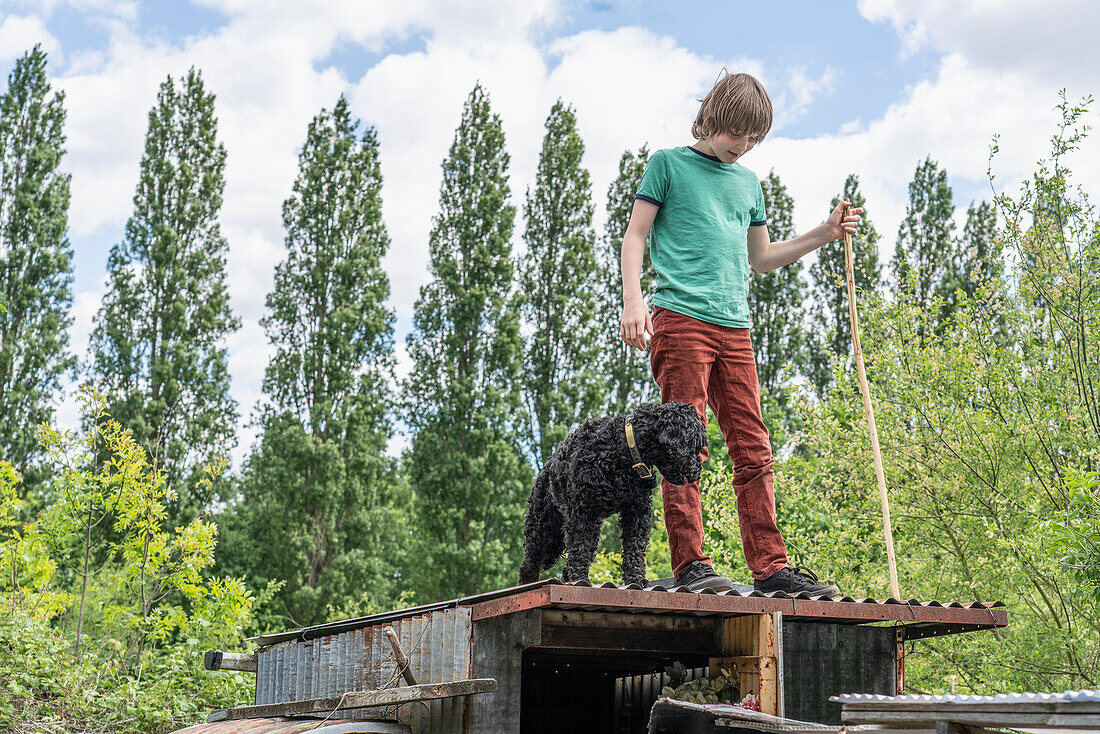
[635,150,669,206]
[750,178,767,226]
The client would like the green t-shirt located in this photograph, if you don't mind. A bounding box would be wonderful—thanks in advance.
[635,146,768,328]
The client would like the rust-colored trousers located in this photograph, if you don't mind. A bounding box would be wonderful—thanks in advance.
[649,307,789,579]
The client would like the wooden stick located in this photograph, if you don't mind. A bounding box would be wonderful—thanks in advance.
[384,625,417,686]
[842,202,902,600]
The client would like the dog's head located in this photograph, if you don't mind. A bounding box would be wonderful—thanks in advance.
[634,402,706,486]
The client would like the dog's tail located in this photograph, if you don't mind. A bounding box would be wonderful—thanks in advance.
[518,466,563,585]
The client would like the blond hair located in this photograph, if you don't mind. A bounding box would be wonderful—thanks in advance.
[692,70,772,141]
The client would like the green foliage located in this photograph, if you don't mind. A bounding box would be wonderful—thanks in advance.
[403,84,531,600]
[0,45,74,493]
[956,200,1000,299]
[0,611,252,732]
[521,99,603,465]
[0,389,254,732]
[38,388,251,663]
[597,146,657,414]
[90,67,239,525]
[230,96,404,627]
[1048,469,1100,596]
[0,461,65,619]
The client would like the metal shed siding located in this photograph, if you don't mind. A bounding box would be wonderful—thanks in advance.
[782,621,896,724]
[254,607,472,732]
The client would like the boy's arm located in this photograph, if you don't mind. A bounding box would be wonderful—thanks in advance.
[747,200,863,274]
[621,199,660,350]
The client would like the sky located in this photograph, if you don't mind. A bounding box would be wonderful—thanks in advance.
[1,0,1098,468]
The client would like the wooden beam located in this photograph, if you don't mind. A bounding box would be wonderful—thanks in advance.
[203,650,257,673]
[709,612,781,717]
[537,610,721,654]
[207,678,497,722]
[896,626,906,695]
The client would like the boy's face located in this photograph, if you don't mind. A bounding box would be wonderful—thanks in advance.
[704,131,758,164]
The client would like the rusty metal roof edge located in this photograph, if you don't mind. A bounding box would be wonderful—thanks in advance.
[248,579,563,647]
[250,579,1005,649]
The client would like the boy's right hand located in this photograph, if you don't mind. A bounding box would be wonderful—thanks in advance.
[621,299,653,350]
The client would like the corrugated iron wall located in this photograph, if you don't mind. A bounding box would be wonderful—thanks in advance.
[613,666,708,732]
[782,621,895,725]
[255,606,472,733]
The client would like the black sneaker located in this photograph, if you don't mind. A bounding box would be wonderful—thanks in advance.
[753,565,840,597]
[674,561,734,592]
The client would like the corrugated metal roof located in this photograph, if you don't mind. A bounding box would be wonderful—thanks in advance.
[833,688,1100,705]
[832,688,1100,731]
[250,579,1006,648]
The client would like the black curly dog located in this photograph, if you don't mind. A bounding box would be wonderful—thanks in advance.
[518,402,707,587]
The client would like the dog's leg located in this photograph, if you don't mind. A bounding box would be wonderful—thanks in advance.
[562,516,602,584]
[619,505,652,587]
[519,469,564,584]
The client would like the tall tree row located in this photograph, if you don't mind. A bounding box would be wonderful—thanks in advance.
[749,171,804,396]
[957,200,1000,299]
[403,85,530,599]
[597,146,656,414]
[520,100,603,466]
[0,46,73,490]
[89,68,238,523]
[231,97,401,626]
[807,174,881,393]
[892,156,956,337]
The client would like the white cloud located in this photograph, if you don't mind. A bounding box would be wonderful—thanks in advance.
[857,0,1100,94]
[776,66,838,130]
[0,13,61,63]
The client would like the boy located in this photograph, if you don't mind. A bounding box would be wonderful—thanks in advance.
[620,71,861,595]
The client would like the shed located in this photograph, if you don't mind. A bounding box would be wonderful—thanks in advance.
[204,579,1007,733]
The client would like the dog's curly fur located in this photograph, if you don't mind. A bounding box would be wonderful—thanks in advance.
[518,402,706,587]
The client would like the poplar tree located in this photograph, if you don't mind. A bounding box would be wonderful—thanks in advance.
[597,146,656,414]
[893,157,956,336]
[957,200,1000,297]
[520,100,602,465]
[235,97,400,625]
[807,174,881,393]
[748,171,804,398]
[89,69,238,522]
[0,46,74,486]
[403,84,530,600]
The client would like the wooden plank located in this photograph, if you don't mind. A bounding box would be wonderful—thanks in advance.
[207,678,497,721]
[896,626,906,695]
[203,649,257,673]
[708,613,781,717]
[758,613,779,718]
